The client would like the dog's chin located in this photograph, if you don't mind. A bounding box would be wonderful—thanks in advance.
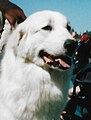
[39,50,71,71]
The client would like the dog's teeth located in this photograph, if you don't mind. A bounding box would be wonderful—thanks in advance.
[51,65,55,69]
[55,67,59,69]
[46,61,61,70]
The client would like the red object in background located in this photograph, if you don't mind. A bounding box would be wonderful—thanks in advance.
[80,34,89,42]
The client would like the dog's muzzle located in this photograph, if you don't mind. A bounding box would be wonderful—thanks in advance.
[39,39,77,70]
[39,50,71,70]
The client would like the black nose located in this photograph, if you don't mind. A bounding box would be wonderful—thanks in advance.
[64,39,78,56]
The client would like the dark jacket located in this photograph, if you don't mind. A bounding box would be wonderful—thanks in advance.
[73,39,91,74]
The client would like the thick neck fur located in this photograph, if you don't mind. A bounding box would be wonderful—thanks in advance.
[0,49,70,120]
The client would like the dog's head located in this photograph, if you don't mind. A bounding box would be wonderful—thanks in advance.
[7,10,77,71]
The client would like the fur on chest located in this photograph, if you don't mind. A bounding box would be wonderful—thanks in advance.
[0,63,68,120]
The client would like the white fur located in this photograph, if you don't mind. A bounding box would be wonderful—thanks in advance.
[0,10,74,120]
[0,20,12,52]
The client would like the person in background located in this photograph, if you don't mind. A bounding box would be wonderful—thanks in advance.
[73,33,91,79]
[68,33,91,118]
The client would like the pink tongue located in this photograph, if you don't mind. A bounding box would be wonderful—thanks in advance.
[43,56,70,68]
[55,59,70,68]
[43,56,54,62]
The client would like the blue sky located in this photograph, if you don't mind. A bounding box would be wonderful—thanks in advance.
[11,0,91,34]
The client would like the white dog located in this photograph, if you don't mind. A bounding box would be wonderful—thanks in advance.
[0,10,77,120]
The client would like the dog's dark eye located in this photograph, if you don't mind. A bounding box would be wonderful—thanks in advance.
[67,23,71,31]
[42,25,52,31]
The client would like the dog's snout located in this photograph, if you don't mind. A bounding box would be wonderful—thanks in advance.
[64,39,78,56]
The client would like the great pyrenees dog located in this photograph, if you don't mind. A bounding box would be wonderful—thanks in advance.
[0,10,77,120]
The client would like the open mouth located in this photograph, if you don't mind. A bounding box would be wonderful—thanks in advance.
[39,50,71,70]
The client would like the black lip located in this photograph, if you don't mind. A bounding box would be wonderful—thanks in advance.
[39,50,48,58]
